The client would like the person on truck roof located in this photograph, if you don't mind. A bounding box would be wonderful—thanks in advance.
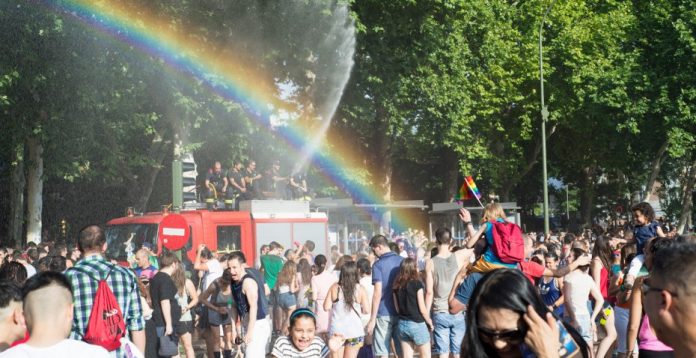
[205,161,228,210]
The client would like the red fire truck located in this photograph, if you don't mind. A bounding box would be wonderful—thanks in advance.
[104,200,329,265]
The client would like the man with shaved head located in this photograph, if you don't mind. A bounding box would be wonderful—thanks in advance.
[0,272,109,357]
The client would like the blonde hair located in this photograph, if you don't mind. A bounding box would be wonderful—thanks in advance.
[481,203,506,223]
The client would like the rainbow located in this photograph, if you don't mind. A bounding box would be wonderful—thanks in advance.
[45,0,424,231]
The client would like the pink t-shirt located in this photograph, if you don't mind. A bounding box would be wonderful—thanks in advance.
[639,314,673,351]
[311,270,338,333]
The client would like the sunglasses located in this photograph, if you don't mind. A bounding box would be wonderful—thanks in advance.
[641,278,678,297]
[478,327,526,343]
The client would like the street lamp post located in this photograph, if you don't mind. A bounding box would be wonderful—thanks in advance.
[539,0,556,236]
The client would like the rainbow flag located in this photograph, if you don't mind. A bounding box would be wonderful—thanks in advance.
[464,176,482,200]
[455,181,472,201]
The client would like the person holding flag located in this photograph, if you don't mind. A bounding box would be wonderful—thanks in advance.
[462,203,520,272]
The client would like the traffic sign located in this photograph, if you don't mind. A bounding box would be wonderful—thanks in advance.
[158,214,190,251]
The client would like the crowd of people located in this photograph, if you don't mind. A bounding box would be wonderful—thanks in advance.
[1,201,696,358]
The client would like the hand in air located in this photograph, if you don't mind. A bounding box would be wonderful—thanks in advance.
[459,208,472,223]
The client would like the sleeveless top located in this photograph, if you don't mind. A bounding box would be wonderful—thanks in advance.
[639,314,673,351]
[176,289,192,322]
[232,269,268,321]
[633,222,659,253]
[432,253,459,313]
[329,287,364,339]
[538,277,563,316]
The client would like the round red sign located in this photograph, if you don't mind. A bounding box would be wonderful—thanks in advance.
[158,214,190,251]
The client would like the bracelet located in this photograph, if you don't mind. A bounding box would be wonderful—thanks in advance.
[463,221,472,226]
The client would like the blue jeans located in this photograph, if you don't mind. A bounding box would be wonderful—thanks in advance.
[432,312,466,354]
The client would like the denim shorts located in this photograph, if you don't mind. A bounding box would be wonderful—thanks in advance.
[373,316,402,356]
[398,319,430,346]
[575,315,592,344]
[278,292,297,309]
[432,312,465,354]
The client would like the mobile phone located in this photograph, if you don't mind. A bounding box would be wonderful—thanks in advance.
[557,319,581,357]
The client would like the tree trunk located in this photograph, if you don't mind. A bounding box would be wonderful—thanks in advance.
[642,141,669,202]
[676,159,696,234]
[8,145,26,247]
[579,165,597,226]
[372,103,392,203]
[25,136,43,244]
[441,145,459,202]
[128,135,171,212]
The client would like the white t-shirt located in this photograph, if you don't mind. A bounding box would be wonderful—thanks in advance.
[564,270,594,317]
[203,259,223,291]
[0,339,110,358]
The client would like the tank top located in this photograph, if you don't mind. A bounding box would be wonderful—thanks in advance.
[232,270,268,321]
[634,222,659,253]
[215,289,232,307]
[639,314,673,352]
[598,265,615,304]
[176,289,192,322]
[329,287,364,339]
[538,277,563,316]
[432,253,459,313]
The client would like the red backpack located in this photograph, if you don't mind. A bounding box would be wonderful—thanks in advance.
[489,220,525,263]
[80,267,126,351]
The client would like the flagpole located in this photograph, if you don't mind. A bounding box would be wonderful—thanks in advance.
[464,176,486,209]
[473,195,485,209]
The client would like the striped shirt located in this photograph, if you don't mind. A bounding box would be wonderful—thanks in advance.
[271,336,328,358]
[65,254,145,358]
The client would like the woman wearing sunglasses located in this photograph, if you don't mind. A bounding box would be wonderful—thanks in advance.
[462,269,589,358]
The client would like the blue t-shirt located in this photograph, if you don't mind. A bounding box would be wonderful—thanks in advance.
[482,220,517,269]
[633,221,659,253]
[453,273,484,305]
[372,251,404,316]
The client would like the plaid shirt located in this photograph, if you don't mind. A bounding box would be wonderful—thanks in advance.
[66,254,145,358]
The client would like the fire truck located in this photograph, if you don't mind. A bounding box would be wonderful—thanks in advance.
[104,200,329,266]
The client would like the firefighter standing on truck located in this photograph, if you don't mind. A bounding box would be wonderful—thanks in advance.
[205,161,228,210]
[226,159,248,210]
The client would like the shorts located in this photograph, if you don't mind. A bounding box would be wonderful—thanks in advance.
[574,315,592,344]
[176,320,194,335]
[398,319,430,346]
[470,257,509,273]
[278,292,297,309]
[373,316,402,356]
[344,336,365,347]
[432,312,465,354]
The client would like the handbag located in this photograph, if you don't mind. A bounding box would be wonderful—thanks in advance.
[157,334,179,357]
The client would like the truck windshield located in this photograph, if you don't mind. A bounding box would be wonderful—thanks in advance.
[105,224,159,261]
